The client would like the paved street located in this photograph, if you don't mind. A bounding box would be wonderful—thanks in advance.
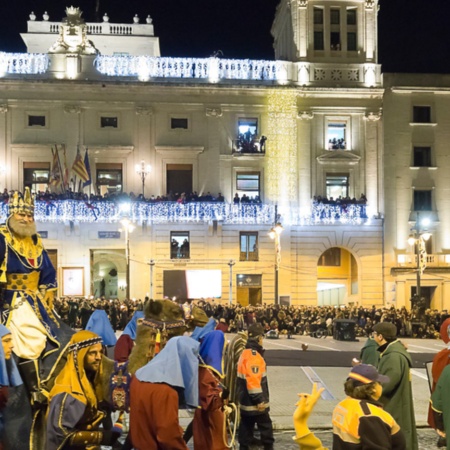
[113,333,443,449]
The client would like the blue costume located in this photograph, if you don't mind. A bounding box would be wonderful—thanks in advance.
[85,309,117,346]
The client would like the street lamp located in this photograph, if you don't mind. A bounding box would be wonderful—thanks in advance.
[120,218,135,299]
[269,206,283,305]
[135,160,151,197]
[228,260,235,306]
[407,214,431,317]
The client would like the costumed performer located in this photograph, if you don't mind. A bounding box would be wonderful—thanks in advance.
[85,308,117,348]
[47,330,122,450]
[129,335,199,450]
[193,330,229,450]
[114,310,144,363]
[430,364,450,450]
[0,188,73,405]
[0,324,22,450]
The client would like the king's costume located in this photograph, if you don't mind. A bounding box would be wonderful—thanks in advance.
[0,189,61,361]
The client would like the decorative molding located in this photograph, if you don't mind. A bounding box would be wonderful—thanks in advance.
[317,151,361,166]
[364,109,382,121]
[205,107,223,118]
[365,0,375,9]
[155,146,204,158]
[0,105,8,114]
[64,105,81,114]
[135,107,153,116]
[298,111,313,120]
[298,0,308,7]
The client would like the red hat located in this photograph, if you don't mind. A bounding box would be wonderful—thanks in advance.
[440,318,450,343]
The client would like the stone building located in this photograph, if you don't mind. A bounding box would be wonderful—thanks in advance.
[0,1,446,310]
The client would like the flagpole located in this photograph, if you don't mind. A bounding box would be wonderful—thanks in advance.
[55,144,65,194]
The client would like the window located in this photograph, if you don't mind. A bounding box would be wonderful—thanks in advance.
[318,248,341,266]
[413,106,431,123]
[326,174,349,199]
[23,162,50,192]
[314,32,324,51]
[235,118,264,153]
[414,190,432,211]
[347,32,357,51]
[330,9,340,25]
[101,117,118,128]
[313,8,323,24]
[96,163,122,196]
[28,115,46,127]
[240,232,258,262]
[236,172,260,199]
[347,9,356,25]
[330,32,341,51]
[413,147,432,167]
[327,121,347,149]
[170,232,190,259]
[171,118,189,129]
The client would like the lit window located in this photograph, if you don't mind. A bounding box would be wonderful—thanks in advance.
[240,232,258,262]
[96,164,122,196]
[235,118,265,153]
[236,172,260,199]
[326,174,349,199]
[23,163,50,192]
[327,121,347,149]
[413,147,432,167]
[170,232,190,259]
[414,190,432,211]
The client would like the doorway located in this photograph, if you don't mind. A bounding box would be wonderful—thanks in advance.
[167,164,193,195]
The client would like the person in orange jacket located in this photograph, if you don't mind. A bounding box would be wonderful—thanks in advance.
[237,323,274,450]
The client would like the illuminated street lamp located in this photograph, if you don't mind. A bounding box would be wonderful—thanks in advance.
[269,206,283,305]
[120,218,135,299]
[407,214,431,315]
[135,160,151,197]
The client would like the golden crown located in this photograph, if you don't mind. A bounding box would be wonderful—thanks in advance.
[9,188,35,216]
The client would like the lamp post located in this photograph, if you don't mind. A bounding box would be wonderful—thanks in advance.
[228,260,235,305]
[407,214,431,316]
[269,205,283,305]
[120,218,135,299]
[149,259,155,299]
[135,160,151,197]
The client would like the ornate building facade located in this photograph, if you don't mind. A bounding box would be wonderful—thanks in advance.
[0,2,446,309]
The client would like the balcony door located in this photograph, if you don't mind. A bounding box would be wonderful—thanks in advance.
[166,164,192,196]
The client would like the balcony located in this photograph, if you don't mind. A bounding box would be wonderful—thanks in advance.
[232,135,266,156]
[395,253,450,270]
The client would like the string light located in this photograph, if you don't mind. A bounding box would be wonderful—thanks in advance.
[0,52,49,76]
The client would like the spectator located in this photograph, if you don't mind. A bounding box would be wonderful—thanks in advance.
[373,322,418,450]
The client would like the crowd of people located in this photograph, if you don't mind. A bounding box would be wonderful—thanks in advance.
[313,193,367,205]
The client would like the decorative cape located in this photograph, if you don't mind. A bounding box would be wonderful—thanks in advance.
[191,317,217,341]
[85,309,117,346]
[49,330,103,408]
[122,311,144,340]
[135,336,199,409]
[199,330,225,379]
[0,324,22,387]
[440,318,450,344]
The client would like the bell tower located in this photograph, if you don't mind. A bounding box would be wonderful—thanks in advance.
[271,0,381,86]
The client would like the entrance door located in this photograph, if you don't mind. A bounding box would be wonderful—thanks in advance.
[236,287,262,306]
[167,164,193,195]
[411,286,435,310]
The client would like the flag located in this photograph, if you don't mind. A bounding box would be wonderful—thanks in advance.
[72,146,89,182]
[61,144,70,188]
[83,148,92,187]
[49,147,61,187]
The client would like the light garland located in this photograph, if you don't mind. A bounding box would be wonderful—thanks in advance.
[0,200,367,226]
[266,89,298,205]
[94,55,285,81]
[0,52,49,75]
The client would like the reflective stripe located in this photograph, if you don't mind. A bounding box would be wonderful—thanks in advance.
[248,388,263,394]
[240,402,269,412]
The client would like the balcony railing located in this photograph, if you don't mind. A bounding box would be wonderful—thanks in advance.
[396,253,450,268]
[0,199,371,226]
[232,136,266,155]
[0,52,49,75]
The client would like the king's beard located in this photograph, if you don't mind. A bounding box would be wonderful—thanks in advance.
[8,215,37,238]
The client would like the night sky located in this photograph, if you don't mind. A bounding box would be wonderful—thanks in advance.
[0,0,448,73]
